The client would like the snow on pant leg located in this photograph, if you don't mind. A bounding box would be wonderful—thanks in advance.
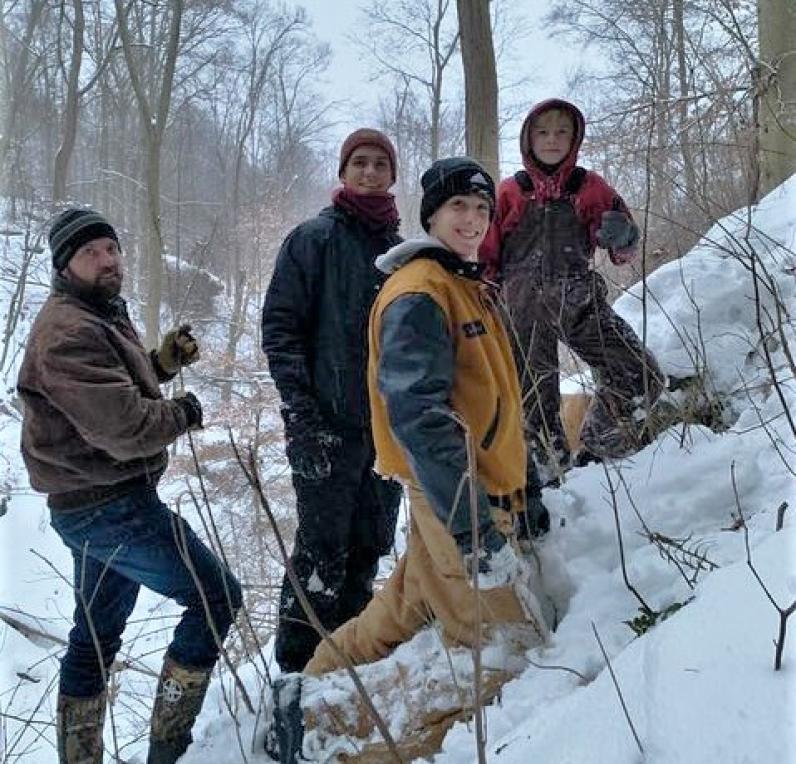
[404,487,532,647]
[304,487,536,676]
[275,439,369,673]
[521,317,571,480]
[303,546,429,676]
[336,464,402,626]
[519,319,562,442]
[500,280,556,428]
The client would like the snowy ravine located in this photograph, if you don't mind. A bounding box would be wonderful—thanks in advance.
[2,176,796,764]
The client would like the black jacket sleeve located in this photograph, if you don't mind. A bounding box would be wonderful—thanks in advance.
[261,226,325,434]
[377,293,494,544]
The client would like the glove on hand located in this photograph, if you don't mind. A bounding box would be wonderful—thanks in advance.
[157,324,200,374]
[516,494,551,548]
[462,527,521,590]
[174,390,203,431]
[596,210,639,252]
[286,429,342,481]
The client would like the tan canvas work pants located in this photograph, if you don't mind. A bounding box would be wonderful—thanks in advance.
[305,486,543,676]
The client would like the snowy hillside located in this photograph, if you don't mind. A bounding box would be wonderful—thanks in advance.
[2,177,796,764]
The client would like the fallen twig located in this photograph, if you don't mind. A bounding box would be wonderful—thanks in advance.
[775,501,788,531]
[591,622,644,756]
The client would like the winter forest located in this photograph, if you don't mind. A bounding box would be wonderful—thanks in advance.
[1,0,795,762]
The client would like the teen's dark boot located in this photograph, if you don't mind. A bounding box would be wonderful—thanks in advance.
[263,674,304,763]
[56,691,106,764]
[147,656,212,764]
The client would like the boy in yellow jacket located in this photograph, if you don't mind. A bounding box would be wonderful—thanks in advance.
[265,158,553,763]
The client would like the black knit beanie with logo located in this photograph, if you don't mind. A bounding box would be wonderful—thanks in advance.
[419,157,496,232]
[49,208,119,272]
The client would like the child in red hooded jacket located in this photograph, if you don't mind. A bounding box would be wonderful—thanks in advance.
[481,99,663,483]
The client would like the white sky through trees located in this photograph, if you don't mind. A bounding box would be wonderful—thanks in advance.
[295,0,580,171]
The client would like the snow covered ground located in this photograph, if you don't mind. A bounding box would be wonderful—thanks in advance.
[2,176,796,763]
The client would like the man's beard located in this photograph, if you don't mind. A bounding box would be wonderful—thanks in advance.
[69,270,123,302]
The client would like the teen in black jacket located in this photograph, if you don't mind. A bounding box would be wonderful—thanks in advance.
[261,129,403,672]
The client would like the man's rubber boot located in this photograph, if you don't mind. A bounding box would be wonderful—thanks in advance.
[264,674,304,763]
[147,656,212,764]
[56,691,106,764]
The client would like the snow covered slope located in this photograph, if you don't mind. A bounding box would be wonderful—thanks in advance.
[2,176,795,763]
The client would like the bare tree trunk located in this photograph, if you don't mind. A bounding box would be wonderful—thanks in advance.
[456,0,499,183]
[143,142,164,342]
[672,0,697,199]
[115,0,183,348]
[650,3,674,219]
[0,0,47,201]
[430,77,442,162]
[757,0,796,197]
[53,0,85,203]
[221,10,303,400]
[222,267,250,398]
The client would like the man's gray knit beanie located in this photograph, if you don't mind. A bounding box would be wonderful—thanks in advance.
[49,208,119,271]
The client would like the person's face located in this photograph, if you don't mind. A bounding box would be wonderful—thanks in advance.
[530,109,575,165]
[64,236,123,298]
[428,194,491,261]
[340,145,393,194]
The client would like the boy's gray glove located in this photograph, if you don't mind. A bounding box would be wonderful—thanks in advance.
[597,210,639,251]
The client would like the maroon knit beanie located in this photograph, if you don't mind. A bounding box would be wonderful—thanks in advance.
[338,128,397,183]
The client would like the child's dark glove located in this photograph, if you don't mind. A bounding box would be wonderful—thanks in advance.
[597,210,639,251]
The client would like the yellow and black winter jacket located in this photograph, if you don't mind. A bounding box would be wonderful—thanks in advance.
[368,237,526,545]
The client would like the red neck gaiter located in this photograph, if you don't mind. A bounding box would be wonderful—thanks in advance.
[332,186,400,233]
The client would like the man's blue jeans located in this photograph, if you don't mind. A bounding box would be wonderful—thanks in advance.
[50,486,242,698]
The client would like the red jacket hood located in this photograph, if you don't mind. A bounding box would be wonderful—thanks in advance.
[519,99,586,201]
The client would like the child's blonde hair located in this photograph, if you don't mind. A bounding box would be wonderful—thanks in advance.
[531,108,575,133]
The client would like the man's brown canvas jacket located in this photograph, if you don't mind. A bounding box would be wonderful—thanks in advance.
[17,279,190,510]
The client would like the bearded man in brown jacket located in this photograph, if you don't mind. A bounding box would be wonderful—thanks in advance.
[17,208,242,764]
